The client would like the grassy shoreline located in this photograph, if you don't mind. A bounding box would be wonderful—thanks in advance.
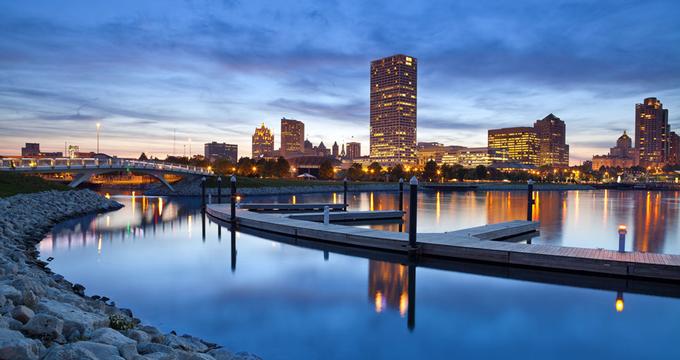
[0,172,69,197]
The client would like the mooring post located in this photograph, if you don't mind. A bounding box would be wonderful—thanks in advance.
[407,263,416,331]
[323,206,330,225]
[399,178,404,212]
[230,175,237,223]
[217,176,222,204]
[618,225,627,252]
[343,178,348,211]
[526,179,534,221]
[201,177,206,207]
[409,176,418,248]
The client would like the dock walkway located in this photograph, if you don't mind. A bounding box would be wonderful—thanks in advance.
[206,204,680,281]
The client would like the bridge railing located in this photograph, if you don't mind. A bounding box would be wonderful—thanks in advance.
[0,158,213,176]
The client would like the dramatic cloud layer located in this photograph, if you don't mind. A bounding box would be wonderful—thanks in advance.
[0,0,678,162]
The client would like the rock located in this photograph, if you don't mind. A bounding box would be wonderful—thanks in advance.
[163,334,208,353]
[11,305,35,324]
[231,352,263,360]
[144,352,178,360]
[0,328,42,360]
[176,350,216,360]
[0,315,23,331]
[138,343,175,355]
[22,313,63,341]
[37,299,108,337]
[126,329,152,344]
[0,285,21,304]
[73,341,124,360]
[71,284,85,297]
[139,325,165,344]
[208,349,234,360]
[43,347,97,360]
[91,327,138,360]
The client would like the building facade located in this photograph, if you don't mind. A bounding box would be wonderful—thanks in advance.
[442,147,505,168]
[346,142,361,160]
[635,97,669,167]
[590,130,639,170]
[370,54,417,166]
[21,143,40,157]
[669,131,680,166]
[280,118,305,156]
[332,142,339,157]
[204,142,238,163]
[252,123,274,159]
[534,113,569,167]
[488,127,539,166]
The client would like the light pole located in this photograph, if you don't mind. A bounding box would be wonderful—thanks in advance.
[188,138,192,159]
[96,123,101,153]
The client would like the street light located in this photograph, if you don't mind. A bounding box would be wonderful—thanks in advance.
[96,123,101,153]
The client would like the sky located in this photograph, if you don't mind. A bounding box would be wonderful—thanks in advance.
[1,0,679,164]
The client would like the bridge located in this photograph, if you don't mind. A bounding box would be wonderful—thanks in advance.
[0,157,213,191]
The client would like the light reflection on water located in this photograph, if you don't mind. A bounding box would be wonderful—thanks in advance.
[39,190,680,359]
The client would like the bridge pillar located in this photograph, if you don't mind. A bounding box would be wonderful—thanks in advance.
[68,171,96,188]
[146,172,175,192]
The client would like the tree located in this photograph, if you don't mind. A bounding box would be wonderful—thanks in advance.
[275,157,290,177]
[368,162,382,176]
[138,153,148,161]
[475,165,487,180]
[237,157,255,176]
[423,160,438,181]
[319,159,335,180]
[347,163,364,181]
[390,164,405,181]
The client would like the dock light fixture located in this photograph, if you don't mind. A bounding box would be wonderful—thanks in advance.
[615,292,624,313]
[618,225,627,252]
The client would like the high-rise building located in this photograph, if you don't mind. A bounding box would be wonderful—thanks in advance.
[635,97,669,167]
[332,142,339,157]
[280,118,304,156]
[370,54,417,166]
[204,142,238,163]
[488,127,539,166]
[252,123,274,159]
[534,114,569,167]
[21,143,40,157]
[346,142,361,159]
[669,131,680,166]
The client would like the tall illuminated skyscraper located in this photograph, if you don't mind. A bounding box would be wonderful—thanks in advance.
[280,118,304,156]
[370,54,417,166]
[635,97,669,167]
[534,114,569,167]
[252,123,274,158]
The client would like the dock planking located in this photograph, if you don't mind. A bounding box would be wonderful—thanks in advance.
[206,204,680,281]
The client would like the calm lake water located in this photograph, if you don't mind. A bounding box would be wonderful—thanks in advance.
[40,190,680,359]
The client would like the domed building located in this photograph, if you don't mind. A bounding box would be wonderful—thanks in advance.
[591,130,639,170]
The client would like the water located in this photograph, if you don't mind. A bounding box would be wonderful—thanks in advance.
[39,190,680,359]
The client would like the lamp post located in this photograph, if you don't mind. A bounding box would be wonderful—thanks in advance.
[96,123,101,153]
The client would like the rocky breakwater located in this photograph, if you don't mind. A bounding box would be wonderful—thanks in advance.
[0,190,260,360]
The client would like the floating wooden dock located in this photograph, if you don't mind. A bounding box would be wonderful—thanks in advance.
[237,203,347,212]
[206,204,680,281]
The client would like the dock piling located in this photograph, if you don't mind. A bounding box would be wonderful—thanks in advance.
[323,206,330,225]
[399,178,404,212]
[201,177,206,207]
[409,176,418,248]
[618,225,627,252]
[526,179,534,221]
[230,176,237,223]
[343,178,348,211]
[217,176,222,204]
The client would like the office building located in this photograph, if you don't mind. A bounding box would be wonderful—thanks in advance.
[635,97,670,167]
[252,123,274,159]
[370,54,417,166]
[21,143,40,157]
[204,142,238,163]
[346,142,361,160]
[488,127,539,166]
[534,114,569,167]
[280,118,305,156]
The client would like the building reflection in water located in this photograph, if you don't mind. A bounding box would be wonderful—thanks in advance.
[632,191,677,254]
[368,261,409,317]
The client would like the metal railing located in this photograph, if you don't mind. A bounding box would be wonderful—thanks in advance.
[0,157,213,175]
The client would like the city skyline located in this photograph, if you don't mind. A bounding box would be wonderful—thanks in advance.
[1,0,679,163]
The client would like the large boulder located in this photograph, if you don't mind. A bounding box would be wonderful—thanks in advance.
[90,327,138,360]
[11,305,35,324]
[163,334,208,353]
[0,284,21,304]
[36,299,108,338]
[42,341,124,360]
[22,313,63,341]
[0,328,43,360]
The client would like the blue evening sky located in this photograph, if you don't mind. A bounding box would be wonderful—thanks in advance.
[1,0,679,163]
